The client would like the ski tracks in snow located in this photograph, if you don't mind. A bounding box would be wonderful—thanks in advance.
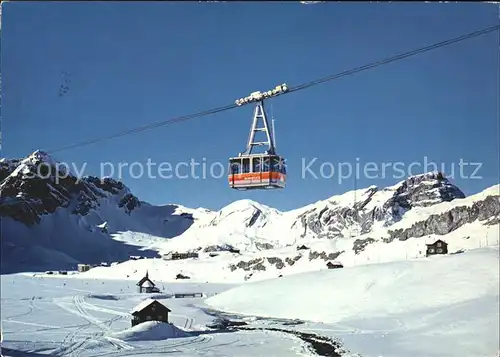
[83,334,244,357]
[52,294,133,356]
[14,293,242,357]
[50,295,225,356]
[3,296,36,320]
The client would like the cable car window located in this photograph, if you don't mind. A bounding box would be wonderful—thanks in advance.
[252,157,261,173]
[282,160,286,174]
[242,158,250,173]
[271,157,279,172]
[231,163,240,174]
[262,158,270,172]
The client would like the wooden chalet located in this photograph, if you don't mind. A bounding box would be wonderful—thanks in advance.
[426,239,448,257]
[136,271,160,293]
[129,255,145,260]
[130,298,171,327]
[326,261,344,269]
[77,264,90,272]
[297,245,309,251]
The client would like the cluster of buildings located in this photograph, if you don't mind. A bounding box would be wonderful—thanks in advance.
[36,239,453,334]
[162,252,199,260]
[129,240,450,329]
[131,271,200,327]
[77,262,116,273]
[319,239,450,271]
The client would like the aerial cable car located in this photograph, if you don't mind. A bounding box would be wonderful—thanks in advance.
[228,83,288,190]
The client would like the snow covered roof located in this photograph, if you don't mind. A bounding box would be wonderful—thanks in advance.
[142,280,154,287]
[137,271,155,287]
[131,298,157,313]
[130,298,171,314]
[327,261,343,266]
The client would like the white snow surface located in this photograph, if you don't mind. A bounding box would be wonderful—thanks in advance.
[111,321,189,341]
[0,276,314,357]
[2,248,497,357]
[206,247,500,357]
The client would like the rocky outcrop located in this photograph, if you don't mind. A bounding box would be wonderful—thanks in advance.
[256,242,274,250]
[86,176,125,194]
[484,216,500,226]
[386,194,500,242]
[228,251,342,273]
[118,193,141,214]
[0,159,20,181]
[0,197,41,226]
[246,209,261,227]
[285,255,302,266]
[229,258,267,272]
[266,257,285,269]
[202,244,237,253]
[308,250,344,261]
[293,172,466,239]
[228,256,302,272]
[353,238,376,254]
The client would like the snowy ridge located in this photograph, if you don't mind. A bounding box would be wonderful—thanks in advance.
[78,217,499,284]
[82,177,498,283]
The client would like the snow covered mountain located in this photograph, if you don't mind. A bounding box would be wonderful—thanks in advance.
[0,151,208,273]
[1,151,499,280]
[151,171,498,281]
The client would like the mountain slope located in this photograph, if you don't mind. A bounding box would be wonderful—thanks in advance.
[205,247,500,357]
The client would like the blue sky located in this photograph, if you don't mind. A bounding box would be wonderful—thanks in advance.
[3,2,499,211]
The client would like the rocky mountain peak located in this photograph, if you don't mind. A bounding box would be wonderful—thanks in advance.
[390,171,465,207]
[293,171,466,239]
[0,151,139,226]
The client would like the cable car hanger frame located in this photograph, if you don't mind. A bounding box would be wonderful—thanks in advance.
[228,84,288,191]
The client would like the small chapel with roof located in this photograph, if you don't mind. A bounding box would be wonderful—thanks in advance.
[136,271,160,293]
